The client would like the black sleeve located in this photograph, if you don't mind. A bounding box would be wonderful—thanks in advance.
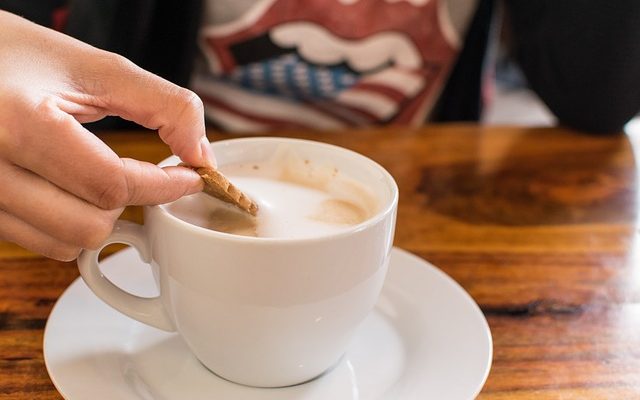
[0,0,66,27]
[506,1,640,133]
[66,0,202,87]
[432,0,495,123]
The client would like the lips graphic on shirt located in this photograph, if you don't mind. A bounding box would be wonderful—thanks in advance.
[193,0,459,131]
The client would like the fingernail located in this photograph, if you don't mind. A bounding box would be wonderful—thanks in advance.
[200,136,217,168]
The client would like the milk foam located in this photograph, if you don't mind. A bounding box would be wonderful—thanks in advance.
[167,146,379,239]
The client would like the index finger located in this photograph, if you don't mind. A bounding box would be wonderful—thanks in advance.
[66,51,216,168]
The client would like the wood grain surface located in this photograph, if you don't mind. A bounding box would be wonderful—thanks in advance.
[1,124,639,399]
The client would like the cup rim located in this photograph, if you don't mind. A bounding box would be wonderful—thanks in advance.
[150,137,399,244]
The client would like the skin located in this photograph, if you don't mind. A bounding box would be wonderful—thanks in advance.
[0,11,216,261]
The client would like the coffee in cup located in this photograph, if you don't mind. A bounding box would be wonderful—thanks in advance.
[167,146,379,238]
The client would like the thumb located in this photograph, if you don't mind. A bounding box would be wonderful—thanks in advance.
[79,53,217,168]
[119,159,204,206]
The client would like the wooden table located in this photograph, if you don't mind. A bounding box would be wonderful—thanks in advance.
[2,124,639,399]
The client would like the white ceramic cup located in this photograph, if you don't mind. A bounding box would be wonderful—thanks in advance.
[77,137,398,387]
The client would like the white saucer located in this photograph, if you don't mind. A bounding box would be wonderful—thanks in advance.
[44,247,492,400]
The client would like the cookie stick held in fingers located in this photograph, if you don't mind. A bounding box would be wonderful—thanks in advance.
[180,164,259,216]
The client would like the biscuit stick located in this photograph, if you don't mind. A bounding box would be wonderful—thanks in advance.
[181,164,259,216]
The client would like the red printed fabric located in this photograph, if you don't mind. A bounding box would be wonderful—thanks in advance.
[193,0,461,131]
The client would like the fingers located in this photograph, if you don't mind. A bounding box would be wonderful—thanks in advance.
[0,12,210,262]
[0,161,122,249]
[0,209,80,261]
[6,100,203,209]
[101,160,205,207]
[69,52,216,168]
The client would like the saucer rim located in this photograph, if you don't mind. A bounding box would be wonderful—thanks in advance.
[393,248,493,399]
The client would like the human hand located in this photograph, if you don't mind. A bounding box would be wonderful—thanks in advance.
[0,11,215,260]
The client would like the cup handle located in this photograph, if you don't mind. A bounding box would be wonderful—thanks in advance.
[77,220,175,332]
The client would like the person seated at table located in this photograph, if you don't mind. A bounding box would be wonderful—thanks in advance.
[0,1,639,260]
